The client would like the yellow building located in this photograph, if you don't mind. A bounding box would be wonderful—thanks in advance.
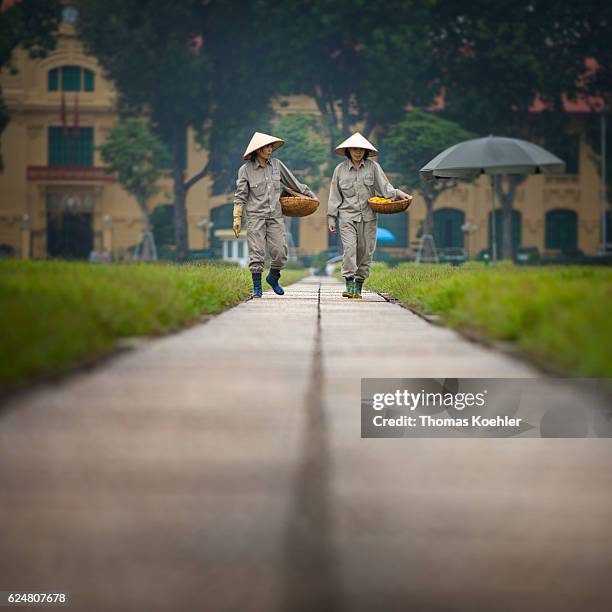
[0,7,607,263]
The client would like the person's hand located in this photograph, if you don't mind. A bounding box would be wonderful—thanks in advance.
[328,220,336,233]
[233,218,241,238]
[398,191,412,202]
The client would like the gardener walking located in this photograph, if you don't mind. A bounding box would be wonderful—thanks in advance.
[327,132,411,298]
[233,132,316,298]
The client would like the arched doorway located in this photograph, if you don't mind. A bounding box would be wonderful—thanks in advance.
[545,208,578,253]
[434,208,464,248]
[46,188,94,259]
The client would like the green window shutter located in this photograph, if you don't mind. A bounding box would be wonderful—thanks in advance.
[545,209,577,252]
[48,127,94,167]
[49,127,60,165]
[433,208,465,248]
[62,66,81,91]
[48,68,58,91]
[84,69,94,92]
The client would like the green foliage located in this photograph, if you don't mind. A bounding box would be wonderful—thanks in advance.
[0,260,307,388]
[275,113,328,190]
[78,1,211,131]
[98,118,170,207]
[260,0,440,149]
[0,0,61,168]
[367,264,612,377]
[382,109,476,191]
[202,1,275,194]
[78,0,213,258]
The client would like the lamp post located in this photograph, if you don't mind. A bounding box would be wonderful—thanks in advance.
[461,222,478,260]
[20,213,31,260]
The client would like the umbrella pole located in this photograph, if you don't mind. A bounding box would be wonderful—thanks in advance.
[490,175,497,262]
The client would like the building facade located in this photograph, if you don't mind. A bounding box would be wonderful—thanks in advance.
[0,9,607,262]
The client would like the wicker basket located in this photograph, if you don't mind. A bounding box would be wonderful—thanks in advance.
[280,195,320,217]
[368,197,412,214]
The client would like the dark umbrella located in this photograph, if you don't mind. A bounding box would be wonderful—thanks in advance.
[419,136,565,260]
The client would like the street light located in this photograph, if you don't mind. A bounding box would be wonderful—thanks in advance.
[461,222,478,259]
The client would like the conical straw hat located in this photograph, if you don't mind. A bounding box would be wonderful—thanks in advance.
[335,132,378,157]
[243,132,285,160]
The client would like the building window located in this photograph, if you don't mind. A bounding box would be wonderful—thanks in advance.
[434,208,465,248]
[48,127,94,167]
[545,208,578,253]
[48,66,95,92]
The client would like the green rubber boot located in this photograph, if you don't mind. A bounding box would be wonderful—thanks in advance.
[342,277,355,298]
[353,280,363,299]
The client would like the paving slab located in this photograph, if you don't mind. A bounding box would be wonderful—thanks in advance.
[0,276,610,612]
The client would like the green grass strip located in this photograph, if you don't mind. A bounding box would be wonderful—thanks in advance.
[366,262,612,377]
[0,260,307,388]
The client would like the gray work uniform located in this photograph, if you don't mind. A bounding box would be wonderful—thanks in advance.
[234,157,315,273]
[327,158,407,281]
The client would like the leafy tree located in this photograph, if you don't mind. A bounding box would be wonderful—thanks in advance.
[259,0,440,153]
[428,1,612,258]
[274,113,328,191]
[98,118,170,261]
[202,0,275,195]
[0,0,61,168]
[382,109,476,235]
[78,0,211,261]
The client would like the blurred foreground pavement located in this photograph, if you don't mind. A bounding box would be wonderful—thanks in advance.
[1,276,611,611]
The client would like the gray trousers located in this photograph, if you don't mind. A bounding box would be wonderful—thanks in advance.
[247,216,288,273]
[339,217,377,281]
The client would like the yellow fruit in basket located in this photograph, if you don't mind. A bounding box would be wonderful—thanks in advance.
[370,197,392,203]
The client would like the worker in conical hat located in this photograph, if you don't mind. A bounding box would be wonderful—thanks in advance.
[327,132,412,299]
[233,131,316,298]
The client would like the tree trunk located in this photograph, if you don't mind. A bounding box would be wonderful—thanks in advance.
[313,86,340,155]
[362,115,375,139]
[423,189,435,235]
[341,94,351,138]
[138,199,157,262]
[494,175,524,260]
[172,126,188,262]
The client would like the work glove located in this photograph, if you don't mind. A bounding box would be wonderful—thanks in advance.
[232,203,243,238]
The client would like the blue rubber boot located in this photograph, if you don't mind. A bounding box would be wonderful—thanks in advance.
[265,268,284,295]
[252,272,263,298]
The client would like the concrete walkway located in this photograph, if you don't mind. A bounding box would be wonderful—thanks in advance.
[1,277,611,611]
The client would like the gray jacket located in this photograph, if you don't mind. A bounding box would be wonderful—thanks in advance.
[234,157,315,219]
[327,158,407,223]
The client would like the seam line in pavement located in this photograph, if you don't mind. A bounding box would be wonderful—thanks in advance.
[281,280,343,612]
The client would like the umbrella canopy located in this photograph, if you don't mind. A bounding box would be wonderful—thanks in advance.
[376,227,396,243]
[419,135,565,181]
